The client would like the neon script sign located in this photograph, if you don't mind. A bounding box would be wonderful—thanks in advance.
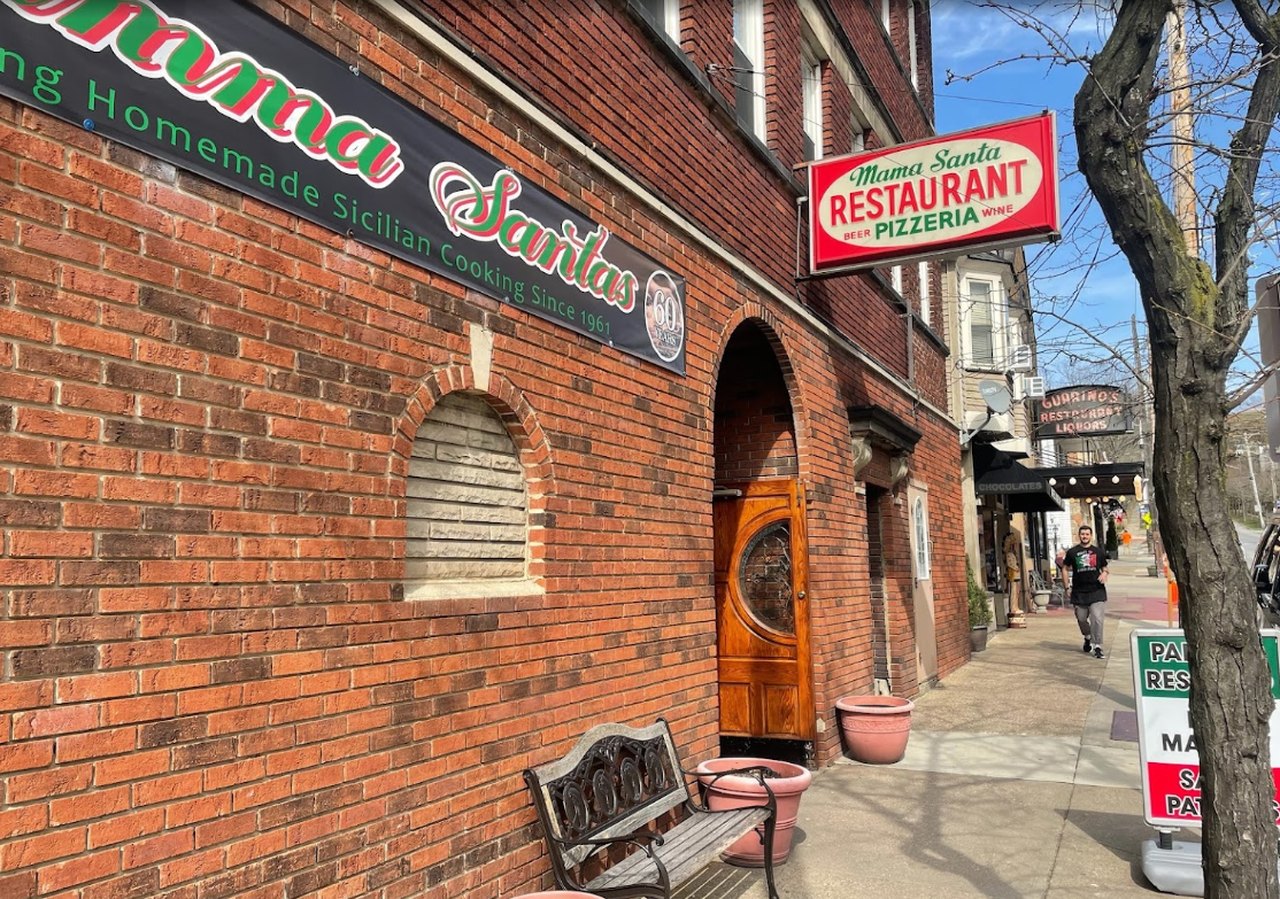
[11,0,404,187]
[431,162,639,314]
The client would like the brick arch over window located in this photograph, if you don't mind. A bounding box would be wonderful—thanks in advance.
[709,307,811,475]
[394,367,553,599]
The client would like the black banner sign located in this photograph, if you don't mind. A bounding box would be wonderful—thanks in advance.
[1033,384,1132,439]
[0,0,686,373]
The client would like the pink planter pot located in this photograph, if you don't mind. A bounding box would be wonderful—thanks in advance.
[836,695,914,764]
[695,756,812,867]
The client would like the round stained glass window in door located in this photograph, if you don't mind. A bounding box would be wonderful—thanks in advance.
[737,521,794,634]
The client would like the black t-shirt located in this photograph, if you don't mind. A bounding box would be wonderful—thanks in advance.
[1064,543,1107,599]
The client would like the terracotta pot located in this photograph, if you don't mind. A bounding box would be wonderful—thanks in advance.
[695,756,812,867]
[836,695,914,764]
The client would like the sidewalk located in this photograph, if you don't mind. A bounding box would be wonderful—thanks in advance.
[685,555,1186,898]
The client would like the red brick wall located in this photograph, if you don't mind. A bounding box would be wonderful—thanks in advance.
[714,327,798,481]
[0,2,967,897]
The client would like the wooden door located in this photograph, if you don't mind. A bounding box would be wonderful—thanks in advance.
[713,479,813,741]
[908,486,938,685]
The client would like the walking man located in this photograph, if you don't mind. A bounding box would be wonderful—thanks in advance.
[1064,525,1109,658]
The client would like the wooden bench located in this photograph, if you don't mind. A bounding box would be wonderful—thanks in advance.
[523,719,780,899]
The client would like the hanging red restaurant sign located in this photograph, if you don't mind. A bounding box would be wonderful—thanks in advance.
[808,112,1060,273]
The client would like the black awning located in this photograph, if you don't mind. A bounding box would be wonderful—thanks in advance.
[1037,462,1144,498]
[973,444,1064,513]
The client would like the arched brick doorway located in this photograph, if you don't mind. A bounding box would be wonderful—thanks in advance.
[712,321,813,763]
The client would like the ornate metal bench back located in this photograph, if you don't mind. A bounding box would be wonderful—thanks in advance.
[525,720,689,869]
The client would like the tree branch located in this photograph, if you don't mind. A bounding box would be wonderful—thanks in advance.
[1232,0,1280,46]
[1075,0,1213,356]
[1216,4,1280,364]
[1227,357,1280,411]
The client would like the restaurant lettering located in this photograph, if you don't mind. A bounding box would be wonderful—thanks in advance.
[12,0,405,187]
[1033,384,1131,439]
[826,145,1031,239]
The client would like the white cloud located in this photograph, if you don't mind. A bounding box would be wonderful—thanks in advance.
[932,1,1114,70]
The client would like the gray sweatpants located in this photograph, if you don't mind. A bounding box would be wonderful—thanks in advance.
[1074,600,1105,646]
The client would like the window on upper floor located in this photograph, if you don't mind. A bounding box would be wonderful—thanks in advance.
[891,264,903,296]
[733,0,766,141]
[638,0,680,43]
[852,106,870,153]
[964,276,1004,369]
[918,261,931,326]
[802,48,824,161]
[882,0,892,33]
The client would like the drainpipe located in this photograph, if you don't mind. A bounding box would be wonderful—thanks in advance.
[903,310,915,386]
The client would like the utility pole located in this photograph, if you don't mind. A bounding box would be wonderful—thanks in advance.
[1267,445,1277,509]
[1168,0,1198,254]
[1147,0,1194,579]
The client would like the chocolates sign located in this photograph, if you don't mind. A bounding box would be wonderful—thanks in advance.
[0,0,686,373]
[809,113,1060,273]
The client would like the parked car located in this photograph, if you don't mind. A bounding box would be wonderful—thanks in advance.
[1250,517,1280,627]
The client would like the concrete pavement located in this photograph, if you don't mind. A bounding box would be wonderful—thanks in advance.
[681,554,1191,898]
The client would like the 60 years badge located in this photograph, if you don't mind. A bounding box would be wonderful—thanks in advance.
[644,271,684,363]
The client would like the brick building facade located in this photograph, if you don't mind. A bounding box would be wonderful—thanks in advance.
[0,1,967,896]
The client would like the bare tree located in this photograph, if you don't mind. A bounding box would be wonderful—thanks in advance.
[1075,2,1280,895]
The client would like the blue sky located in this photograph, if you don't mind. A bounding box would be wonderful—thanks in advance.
[929,1,1153,388]
[928,3,1280,409]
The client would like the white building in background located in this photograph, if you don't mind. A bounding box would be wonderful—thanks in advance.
[1038,439,1075,558]
[946,247,1062,623]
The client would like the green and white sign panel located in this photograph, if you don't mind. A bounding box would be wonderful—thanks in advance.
[1132,629,1280,827]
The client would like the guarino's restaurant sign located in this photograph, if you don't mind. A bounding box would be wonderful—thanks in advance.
[0,0,686,373]
[1033,385,1132,439]
[808,113,1060,273]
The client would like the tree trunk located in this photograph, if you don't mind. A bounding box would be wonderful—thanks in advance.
[1152,345,1277,897]
[1074,2,1277,895]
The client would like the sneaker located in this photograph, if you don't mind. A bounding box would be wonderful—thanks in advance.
[1093,647,1105,659]
[1082,638,1092,654]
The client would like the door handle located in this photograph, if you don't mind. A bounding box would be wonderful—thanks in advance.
[796,591,806,600]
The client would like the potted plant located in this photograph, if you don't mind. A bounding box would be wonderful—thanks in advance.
[695,757,812,866]
[968,558,992,652]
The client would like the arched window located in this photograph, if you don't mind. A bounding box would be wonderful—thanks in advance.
[405,392,534,598]
[913,496,932,580]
